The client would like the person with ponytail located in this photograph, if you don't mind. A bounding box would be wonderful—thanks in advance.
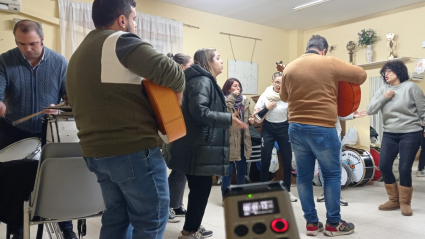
[164,53,192,224]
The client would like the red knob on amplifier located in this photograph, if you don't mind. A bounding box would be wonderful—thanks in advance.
[271,218,289,233]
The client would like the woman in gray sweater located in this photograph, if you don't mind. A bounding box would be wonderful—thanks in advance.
[367,61,425,216]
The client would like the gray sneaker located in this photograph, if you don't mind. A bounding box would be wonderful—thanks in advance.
[168,208,181,223]
[198,225,213,238]
[178,231,202,239]
[416,170,425,177]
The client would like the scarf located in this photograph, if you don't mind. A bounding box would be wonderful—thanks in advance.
[264,85,281,101]
[227,93,244,120]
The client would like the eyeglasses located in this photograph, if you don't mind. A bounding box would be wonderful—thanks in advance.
[384,70,393,75]
[273,81,281,86]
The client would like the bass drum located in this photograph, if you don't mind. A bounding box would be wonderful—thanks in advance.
[341,162,353,189]
[312,161,352,189]
[342,146,375,186]
[370,146,382,181]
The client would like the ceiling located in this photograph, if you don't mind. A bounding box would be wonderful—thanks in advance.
[157,0,425,30]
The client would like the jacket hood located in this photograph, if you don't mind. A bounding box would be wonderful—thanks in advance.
[184,64,215,83]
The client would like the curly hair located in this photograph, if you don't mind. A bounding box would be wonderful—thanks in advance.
[380,61,409,84]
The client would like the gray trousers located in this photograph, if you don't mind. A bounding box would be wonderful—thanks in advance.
[168,169,187,208]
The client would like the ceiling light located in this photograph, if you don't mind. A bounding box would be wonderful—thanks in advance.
[292,0,330,11]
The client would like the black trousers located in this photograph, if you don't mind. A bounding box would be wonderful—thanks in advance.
[418,127,425,171]
[183,174,213,232]
[380,131,422,187]
[260,120,292,192]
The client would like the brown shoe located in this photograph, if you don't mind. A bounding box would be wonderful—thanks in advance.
[378,183,400,211]
[399,185,413,216]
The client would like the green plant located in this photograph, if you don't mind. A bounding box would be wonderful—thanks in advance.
[357,29,377,46]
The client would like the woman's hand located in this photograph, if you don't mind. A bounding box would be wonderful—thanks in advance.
[384,90,395,99]
[266,101,277,110]
[232,112,248,129]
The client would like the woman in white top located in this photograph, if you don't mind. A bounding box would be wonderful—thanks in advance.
[254,72,297,202]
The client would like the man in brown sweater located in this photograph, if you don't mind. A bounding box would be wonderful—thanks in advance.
[281,35,366,237]
[66,0,185,238]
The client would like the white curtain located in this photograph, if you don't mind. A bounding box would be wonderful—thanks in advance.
[369,76,385,142]
[58,0,183,59]
[58,0,94,59]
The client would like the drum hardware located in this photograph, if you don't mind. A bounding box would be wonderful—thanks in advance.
[224,181,300,239]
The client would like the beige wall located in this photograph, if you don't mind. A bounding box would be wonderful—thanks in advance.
[2,0,425,147]
[298,2,425,147]
[0,0,289,98]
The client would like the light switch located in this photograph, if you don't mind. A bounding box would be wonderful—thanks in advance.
[422,41,425,48]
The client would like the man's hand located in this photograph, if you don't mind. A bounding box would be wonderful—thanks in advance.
[44,104,60,115]
[63,94,69,106]
[384,90,395,99]
[0,101,6,117]
[248,116,254,124]
[232,112,248,129]
[353,110,367,118]
[266,101,277,110]
[175,92,183,106]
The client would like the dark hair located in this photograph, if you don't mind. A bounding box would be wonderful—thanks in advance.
[306,35,329,52]
[167,53,191,66]
[194,48,216,75]
[13,20,44,39]
[380,61,409,84]
[222,78,243,96]
[92,0,136,29]
[272,72,282,81]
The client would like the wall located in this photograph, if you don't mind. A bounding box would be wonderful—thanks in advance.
[0,0,289,99]
[300,2,425,147]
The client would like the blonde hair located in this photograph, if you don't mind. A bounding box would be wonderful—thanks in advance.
[193,48,216,75]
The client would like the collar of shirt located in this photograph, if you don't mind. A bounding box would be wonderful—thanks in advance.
[21,47,45,70]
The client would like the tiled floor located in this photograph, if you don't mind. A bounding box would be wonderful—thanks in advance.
[2,166,425,239]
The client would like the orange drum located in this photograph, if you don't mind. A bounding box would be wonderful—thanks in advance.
[370,147,381,181]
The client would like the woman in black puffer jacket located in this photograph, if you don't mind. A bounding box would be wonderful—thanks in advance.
[168,48,247,239]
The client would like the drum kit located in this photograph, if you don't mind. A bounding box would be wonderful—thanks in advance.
[309,143,400,189]
[0,105,78,163]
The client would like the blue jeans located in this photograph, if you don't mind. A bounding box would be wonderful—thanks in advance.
[318,134,342,187]
[84,147,169,239]
[221,145,247,197]
[289,123,341,224]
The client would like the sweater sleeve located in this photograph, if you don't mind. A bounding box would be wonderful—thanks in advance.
[411,83,425,122]
[367,86,389,115]
[280,72,289,102]
[333,57,367,85]
[116,33,185,93]
[59,56,68,97]
[0,57,6,102]
[338,113,354,121]
[187,78,232,129]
